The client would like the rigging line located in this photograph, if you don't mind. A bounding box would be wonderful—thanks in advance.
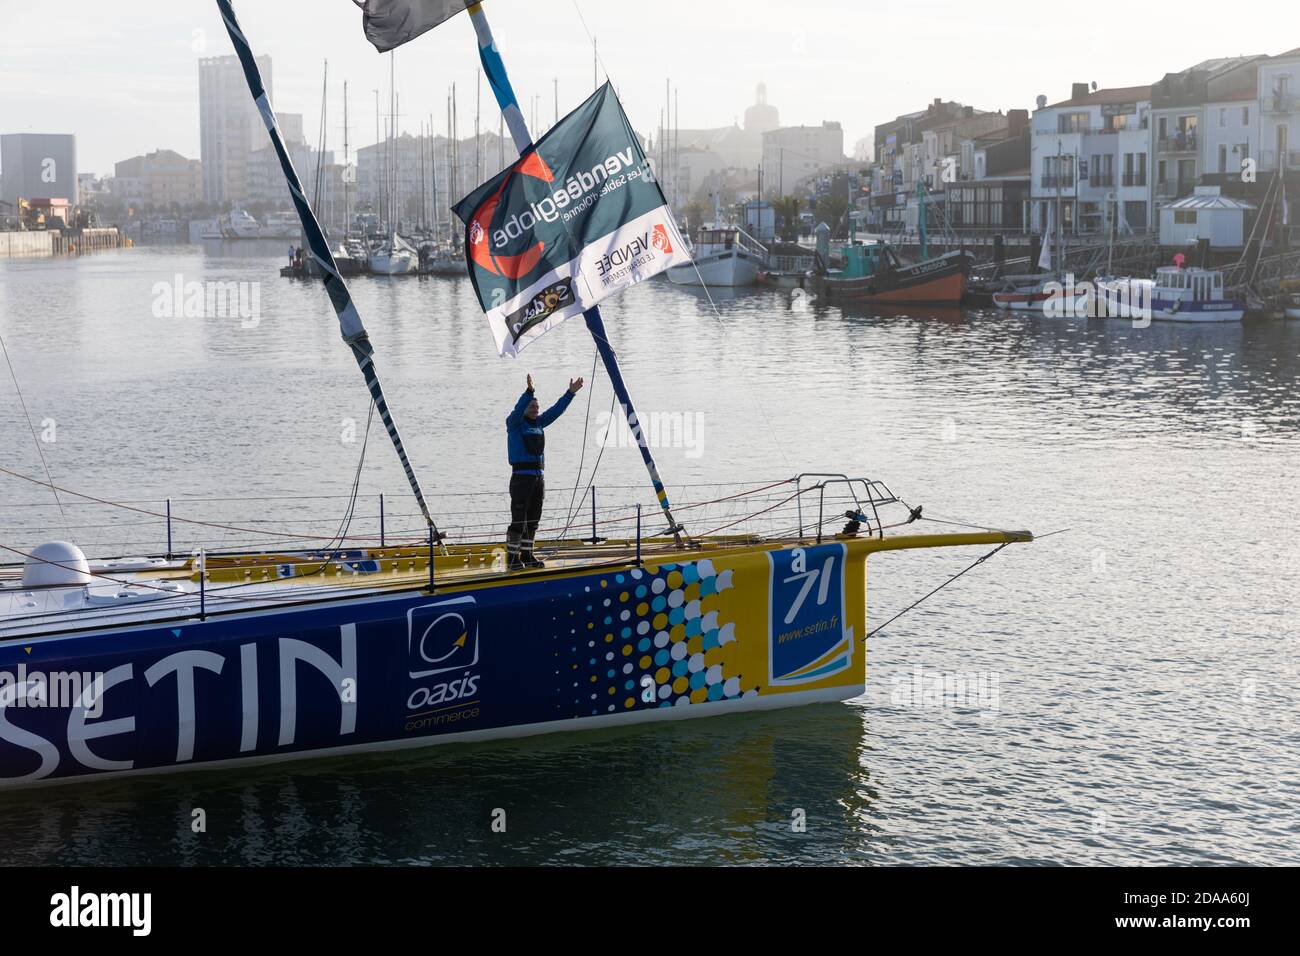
[561,350,601,535]
[554,389,618,544]
[297,399,375,578]
[0,465,373,544]
[0,330,72,540]
[569,0,615,88]
[867,542,1009,639]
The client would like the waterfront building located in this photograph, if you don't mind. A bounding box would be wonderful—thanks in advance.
[0,133,78,206]
[660,87,777,204]
[762,121,845,197]
[111,149,203,206]
[1029,83,1152,236]
[1150,57,1262,224]
[1258,47,1300,173]
[946,111,1031,234]
[868,100,973,230]
[199,53,273,203]
[1190,60,1263,183]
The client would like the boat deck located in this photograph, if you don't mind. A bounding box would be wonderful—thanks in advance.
[0,474,1030,640]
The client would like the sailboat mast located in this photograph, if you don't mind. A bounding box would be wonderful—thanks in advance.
[343,80,351,238]
[1055,140,1063,276]
[214,0,440,536]
[465,3,687,544]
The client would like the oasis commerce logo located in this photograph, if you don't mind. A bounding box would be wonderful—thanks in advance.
[407,595,479,678]
[406,596,481,713]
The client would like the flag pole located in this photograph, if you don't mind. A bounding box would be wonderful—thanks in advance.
[215,0,444,543]
[466,2,687,546]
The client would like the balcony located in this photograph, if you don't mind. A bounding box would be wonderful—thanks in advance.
[1040,174,1075,188]
[1157,133,1198,153]
[1090,174,1115,187]
[1155,180,1194,200]
[1264,92,1295,113]
[1121,172,1147,187]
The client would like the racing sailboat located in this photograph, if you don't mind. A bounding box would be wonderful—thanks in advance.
[0,0,1032,789]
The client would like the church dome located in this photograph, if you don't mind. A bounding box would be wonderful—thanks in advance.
[744,82,779,133]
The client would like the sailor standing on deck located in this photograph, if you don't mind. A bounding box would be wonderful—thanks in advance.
[506,373,583,570]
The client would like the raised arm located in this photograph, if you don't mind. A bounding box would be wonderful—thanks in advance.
[506,387,534,427]
[535,389,575,428]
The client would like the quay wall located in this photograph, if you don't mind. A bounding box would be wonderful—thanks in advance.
[0,227,124,259]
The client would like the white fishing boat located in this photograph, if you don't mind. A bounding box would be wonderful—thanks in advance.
[667,227,767,287]
[1091,276,1154,320]
[1148,266,1244,322]
[368,233,418,275]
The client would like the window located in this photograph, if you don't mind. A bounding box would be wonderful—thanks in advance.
[1124,200,1147,228]
[1158,116,1168,139]
[1242,106,1250,125]
[1219,107,1227,127]
[1157,159,1167,183]
[1219,144,1228,173]
[1058,112,1089,133]
[1174,209,1197,225]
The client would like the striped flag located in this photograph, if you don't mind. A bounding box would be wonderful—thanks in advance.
[358,0,474,52]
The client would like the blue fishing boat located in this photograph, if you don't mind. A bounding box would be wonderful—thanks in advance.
[0,1,1033,789]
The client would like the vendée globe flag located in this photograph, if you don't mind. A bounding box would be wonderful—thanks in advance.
[358,0,473,53]
[454,83,691,357]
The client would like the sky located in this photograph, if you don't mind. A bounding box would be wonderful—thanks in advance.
[0,0,1284,177]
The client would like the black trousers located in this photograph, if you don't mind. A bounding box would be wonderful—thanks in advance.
[508,474,545,554]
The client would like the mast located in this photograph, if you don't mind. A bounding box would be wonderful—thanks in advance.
[214,0,441,536]
[434,112,444,240]
[466,3,686,544]
[389,54,396,235]
[343,80,351,239]
[1055,140,1064,277]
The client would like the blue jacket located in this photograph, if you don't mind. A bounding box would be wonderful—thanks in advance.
[506,388,575,475]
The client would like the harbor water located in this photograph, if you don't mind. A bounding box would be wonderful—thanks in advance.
[1,243,1297,865]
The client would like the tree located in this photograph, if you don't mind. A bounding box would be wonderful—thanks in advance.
[814,194,849,237]
[681,200,710,233]
[771,196,801,242]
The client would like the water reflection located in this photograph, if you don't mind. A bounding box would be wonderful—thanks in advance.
[0,704,871,865]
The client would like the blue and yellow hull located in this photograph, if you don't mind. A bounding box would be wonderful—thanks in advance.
[0,531,1027,789]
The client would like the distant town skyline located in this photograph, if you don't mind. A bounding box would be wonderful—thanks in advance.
[0,0,1277,178]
